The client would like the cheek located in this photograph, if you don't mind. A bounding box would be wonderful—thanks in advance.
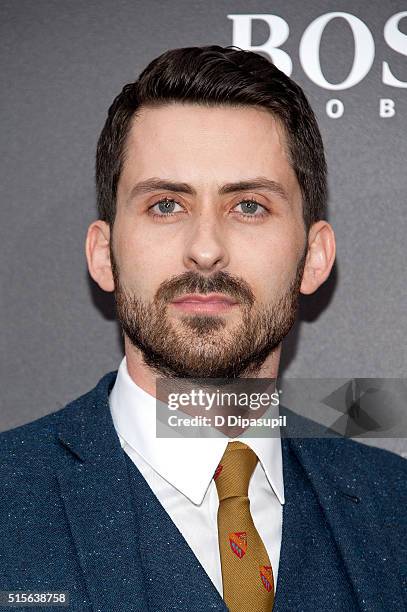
[231,228,303,298]
[113,227,176,296]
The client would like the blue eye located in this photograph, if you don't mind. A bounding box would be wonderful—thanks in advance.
[150,198,183,215]
[234,199,267,216]
[148,196,268,222]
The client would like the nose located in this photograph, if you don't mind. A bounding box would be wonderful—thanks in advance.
[183,210,230,273]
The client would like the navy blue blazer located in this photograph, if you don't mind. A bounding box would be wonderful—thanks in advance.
[1,371,406,612]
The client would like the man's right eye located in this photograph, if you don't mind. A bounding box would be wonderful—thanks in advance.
[148,197,184,216]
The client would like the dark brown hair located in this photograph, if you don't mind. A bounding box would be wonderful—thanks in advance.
[96,45,327,230]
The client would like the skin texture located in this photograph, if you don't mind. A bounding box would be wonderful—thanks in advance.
[86,103,335,396]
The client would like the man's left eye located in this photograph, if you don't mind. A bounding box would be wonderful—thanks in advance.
[234,199,267,216]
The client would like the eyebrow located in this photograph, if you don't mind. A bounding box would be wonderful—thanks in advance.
[126,176,289,204]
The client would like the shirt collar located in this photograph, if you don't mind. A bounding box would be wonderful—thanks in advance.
[109,356,285,506]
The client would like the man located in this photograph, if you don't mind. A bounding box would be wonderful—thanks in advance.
[0,46,405,612]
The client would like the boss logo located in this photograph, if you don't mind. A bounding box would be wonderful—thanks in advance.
[228,11,407,117]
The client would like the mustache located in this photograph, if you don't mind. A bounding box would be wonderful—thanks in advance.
[154,270,255,307]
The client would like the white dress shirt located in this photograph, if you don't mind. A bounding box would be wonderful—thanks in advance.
[109,356,285,596]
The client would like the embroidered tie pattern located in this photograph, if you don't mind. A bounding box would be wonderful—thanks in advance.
[214,441,275,611]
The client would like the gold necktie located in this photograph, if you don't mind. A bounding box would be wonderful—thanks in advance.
[214,441,275,611]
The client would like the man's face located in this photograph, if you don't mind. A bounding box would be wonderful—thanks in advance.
[111,103,306,378]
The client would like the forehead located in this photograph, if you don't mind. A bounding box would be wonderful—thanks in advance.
[120,102,297,193]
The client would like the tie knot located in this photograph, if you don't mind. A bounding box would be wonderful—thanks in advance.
[214,441,258,502]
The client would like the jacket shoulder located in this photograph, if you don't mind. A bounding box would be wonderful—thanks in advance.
[282,403,406,478]
[303,435,407,508]
[0,371,117,473]
[325,435,407,476]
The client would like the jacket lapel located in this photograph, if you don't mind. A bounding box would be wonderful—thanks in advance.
[124,455,227,611]
[55,372,226,612]
[285,433,405,611]
[55,372,149,612]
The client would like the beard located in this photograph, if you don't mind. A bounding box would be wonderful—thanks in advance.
[111,249,306,379]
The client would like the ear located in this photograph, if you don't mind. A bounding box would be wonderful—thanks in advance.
[85,220,115,292]
[300,221,336,295]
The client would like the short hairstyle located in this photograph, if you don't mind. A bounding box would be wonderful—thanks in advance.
[96,45,327,231]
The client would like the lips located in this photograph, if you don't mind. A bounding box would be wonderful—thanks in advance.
[171,293,238,305]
